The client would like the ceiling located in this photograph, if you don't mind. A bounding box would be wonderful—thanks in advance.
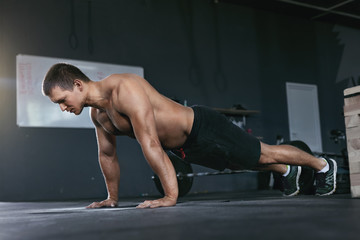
[219,0,360,29]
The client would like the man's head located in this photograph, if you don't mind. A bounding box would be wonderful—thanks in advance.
[42,63,90,96]
[42,63,90,115]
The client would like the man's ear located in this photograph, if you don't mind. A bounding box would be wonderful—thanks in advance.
[73,79,83,91]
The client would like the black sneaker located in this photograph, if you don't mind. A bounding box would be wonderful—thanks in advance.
[282,166,301,196]
[315,158,337,196]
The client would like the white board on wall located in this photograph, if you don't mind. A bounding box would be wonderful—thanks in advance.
[16,54,144,128]
[286,82,323,152]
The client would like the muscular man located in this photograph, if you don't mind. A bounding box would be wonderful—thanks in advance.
[42,63,337,209]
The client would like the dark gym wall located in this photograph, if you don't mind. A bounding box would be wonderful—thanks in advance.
[0,0,347,201]
[253,10,345,151]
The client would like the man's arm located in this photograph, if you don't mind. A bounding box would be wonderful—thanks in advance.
[118,79,179,208]
[87,109,120,208]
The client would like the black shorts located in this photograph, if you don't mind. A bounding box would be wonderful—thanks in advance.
[171,106,261,170]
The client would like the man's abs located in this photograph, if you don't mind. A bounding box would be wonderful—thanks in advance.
[153,104,194,149]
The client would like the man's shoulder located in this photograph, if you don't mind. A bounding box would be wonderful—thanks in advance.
[101,74,143,91]
[89,107,100,125]
[90,107,102,119]
[105,73,141,82]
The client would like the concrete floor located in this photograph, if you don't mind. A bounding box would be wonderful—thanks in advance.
[0,191,359,240]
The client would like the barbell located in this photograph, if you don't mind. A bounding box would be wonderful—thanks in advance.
[152,154,256,197]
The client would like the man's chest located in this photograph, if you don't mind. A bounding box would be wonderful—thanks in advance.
[96,109,133,136]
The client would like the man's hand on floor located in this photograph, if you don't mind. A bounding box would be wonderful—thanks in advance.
[86,198,118,209]
[136,196,177,209]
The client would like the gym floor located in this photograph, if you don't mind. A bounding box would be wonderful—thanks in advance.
[0,190,358,240]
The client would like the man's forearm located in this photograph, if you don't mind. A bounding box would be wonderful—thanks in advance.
[158,152,178,200]
[142,143,178,200]
[99,155,120,201]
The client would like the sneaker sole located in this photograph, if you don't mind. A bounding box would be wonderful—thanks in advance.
[284,166,302,197]
[316,158,337,196]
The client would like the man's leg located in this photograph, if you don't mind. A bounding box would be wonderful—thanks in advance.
[259,142,325,170]
[258,164,287,174]
[258,142,337,196]
[258,164,302,196]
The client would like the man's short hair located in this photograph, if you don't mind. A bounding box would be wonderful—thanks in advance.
[42,63,90,96]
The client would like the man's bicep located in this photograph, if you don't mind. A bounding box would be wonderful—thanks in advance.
[122,87,157,141]
[95,126,117,157]
[90,107,117,157]
[131,107,158,141]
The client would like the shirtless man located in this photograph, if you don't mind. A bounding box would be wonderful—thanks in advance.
[42,63,337,209]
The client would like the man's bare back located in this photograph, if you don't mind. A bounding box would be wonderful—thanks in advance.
[90,74,194,150]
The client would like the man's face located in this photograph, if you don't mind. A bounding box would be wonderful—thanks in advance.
[49,86,84,115]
